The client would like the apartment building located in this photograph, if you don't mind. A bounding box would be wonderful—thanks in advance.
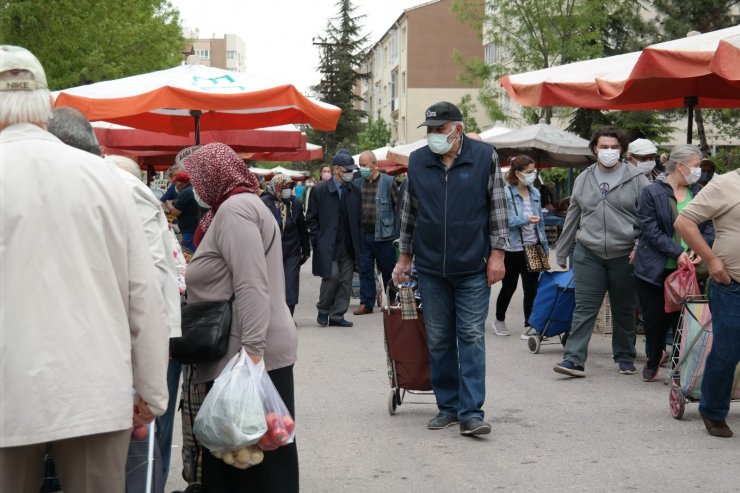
[185,31,246,72]
[358,0,493,145]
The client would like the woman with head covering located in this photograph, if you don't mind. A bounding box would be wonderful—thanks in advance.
[491,155,549,338]
[634,144,714,382]
[261,173,311,316]
[183,143,298,492]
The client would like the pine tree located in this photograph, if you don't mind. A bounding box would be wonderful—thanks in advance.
[310,0,371,157]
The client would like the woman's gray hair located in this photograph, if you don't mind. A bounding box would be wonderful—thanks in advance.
[47,107,101,156]
[665,144,702,174]
[0,88,53,127]
[106,154,142,180]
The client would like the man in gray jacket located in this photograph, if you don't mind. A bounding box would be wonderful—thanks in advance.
[554,127,649,378]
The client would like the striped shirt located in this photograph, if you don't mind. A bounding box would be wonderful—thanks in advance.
[398,147,509,255]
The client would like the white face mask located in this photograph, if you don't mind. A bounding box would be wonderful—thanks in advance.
[682,164,701,185]
[427,127,459,155]
[280,188,292,200]
[598,148,621,168]
[193,188,210,209]
[341,171,355,182]
[636,160,656,175]
[520,172,537,186]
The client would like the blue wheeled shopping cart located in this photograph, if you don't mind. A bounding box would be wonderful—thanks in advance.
[526,270,575,354]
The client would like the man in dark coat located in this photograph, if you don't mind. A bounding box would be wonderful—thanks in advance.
[305,152,362,327]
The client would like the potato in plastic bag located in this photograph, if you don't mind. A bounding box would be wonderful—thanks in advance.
[194,349,267,452]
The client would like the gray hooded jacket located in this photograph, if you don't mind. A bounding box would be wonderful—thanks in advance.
[556,162,649,265]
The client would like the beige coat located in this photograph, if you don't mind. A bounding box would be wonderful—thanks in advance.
[0,123,169,447]
[185,193,297,383]
[116,168,181,338]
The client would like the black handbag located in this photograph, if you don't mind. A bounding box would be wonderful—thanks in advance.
[170,294,235,364]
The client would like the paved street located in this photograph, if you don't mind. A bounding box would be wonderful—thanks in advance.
[167,263,739,492]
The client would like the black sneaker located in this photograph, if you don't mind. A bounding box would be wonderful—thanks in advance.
[427,413,458,430]
[642,365,659,382]
[317,311,329,326]
[460,417,491,436]
[553,360,585,377]
[618,361,637,375]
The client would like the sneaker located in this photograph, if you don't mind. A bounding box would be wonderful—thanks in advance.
[618,361,637,375]
[553,360,585,377]
[492,319,509,336]
[460,417,491,436]
[642,365,659,382]
[520,327,537,340]
[427,413,459,430]
[700,412,734,438]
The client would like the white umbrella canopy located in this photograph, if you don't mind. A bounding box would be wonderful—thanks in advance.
[386,126,511,165]
[54,61,341,137]
[352,146,391,165]
[484,121,594,168]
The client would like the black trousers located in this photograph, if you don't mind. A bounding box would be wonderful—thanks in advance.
[635,274,679,368]
[202,364,298,493]
[495,250,540,326]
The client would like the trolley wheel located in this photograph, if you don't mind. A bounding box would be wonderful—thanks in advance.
[669,385,685,420]
[560,332,569,347]
[184,484,203,493]
[387,389,397,415]
[527,336,541,354]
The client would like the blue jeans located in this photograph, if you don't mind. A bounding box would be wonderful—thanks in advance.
[358,233,396,307]
[699,280,740,421]
[416,271,490,423]
[155,358,181,482]
[181,232,196,254]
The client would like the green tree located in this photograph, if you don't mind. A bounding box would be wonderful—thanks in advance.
[357,117,391,151]
[652,0,740,153]
[309,0,370,157]
[0,0,184,90]
[458,94,481,133]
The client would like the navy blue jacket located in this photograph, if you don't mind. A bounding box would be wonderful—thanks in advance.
[305,178,362,278]
[408,138,495,276]
[634,178,715,286]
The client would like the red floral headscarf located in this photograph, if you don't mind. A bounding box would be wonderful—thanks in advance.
[184,143,260,247]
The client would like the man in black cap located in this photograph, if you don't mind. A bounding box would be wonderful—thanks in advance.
[393,101,509,436]
[306,152,362,327]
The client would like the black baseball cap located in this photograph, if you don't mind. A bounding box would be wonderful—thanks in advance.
[331,152,355,170]
[418,101,463,128]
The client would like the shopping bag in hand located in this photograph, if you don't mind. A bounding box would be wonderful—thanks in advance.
[664,261,701,313]
[256,367,296,451]
[194,349,267,453]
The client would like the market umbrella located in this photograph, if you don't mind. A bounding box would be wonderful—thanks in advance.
[352,146,391,165]
[242,143,324,163]
[54,60,341,140]
[500,25,740,142]
[483,121,593,168]
[93,121,306,153]
[385,126,511,165]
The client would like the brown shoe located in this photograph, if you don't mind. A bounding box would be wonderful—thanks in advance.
[353,304,373,315]
[700,412,734,438]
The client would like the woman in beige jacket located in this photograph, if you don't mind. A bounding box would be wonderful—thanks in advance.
[184,143,298,492]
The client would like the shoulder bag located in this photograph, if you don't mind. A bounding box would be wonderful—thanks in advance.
[171,227,277,364]
[509,187,550,273]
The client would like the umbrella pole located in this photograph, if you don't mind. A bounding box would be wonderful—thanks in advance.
[190,110,202,145]
[684,97,697,145]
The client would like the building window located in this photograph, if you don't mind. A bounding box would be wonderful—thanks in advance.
[196,49,210,60]
[226,50,236,60]
[401,71,406,94]
[390,30,398,64]
[484,42,498,66]
[390,69,398,111]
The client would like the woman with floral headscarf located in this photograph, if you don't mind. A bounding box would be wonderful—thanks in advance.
[183,143,298,492]
[261,174,311,316]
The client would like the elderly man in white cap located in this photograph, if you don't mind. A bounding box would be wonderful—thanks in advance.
[0,46,169,492]
[627,138,660,181]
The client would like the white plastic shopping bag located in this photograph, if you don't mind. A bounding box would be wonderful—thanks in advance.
[194,349,267,453]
